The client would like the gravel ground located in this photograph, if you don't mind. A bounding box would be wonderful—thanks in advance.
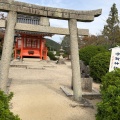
[8,60,100,120]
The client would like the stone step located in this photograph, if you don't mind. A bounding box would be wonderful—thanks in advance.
[23,58,42,62]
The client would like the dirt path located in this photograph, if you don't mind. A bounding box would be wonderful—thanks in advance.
[9,60,100,120]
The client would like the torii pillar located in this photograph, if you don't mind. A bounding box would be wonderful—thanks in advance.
[0,11,17,92]
[69,19,82,101]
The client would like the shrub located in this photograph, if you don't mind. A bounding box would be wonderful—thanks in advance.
[96,68,120,120]
[79,45,107,65]
[0,91,21,120]
[89,52,110,82]
[63,53,68,58]
[47,51,57,61]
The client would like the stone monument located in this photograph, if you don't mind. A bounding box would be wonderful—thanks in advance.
[80,60,93,92]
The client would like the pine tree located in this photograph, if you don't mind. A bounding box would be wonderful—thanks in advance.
[102,3,120,47]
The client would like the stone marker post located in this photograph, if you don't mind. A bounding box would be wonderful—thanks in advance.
[0,11,17,92]
[69,19,82,101]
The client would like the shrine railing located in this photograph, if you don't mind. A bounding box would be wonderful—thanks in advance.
[17,15,39,25]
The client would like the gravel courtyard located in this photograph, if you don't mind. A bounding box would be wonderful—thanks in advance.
[8,60,100,120]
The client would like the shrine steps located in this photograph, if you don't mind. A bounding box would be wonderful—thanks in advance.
[23,58,42,62]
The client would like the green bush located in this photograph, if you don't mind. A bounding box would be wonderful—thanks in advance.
[47,51,57,61]
[96,69,120,120]
[79,45,107,65]
[89,52,110,82]
[0,91,21,120]
[63,53,68,58]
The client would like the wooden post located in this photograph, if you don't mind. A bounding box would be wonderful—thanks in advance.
[14,42,17,59]
[40,39,43,59]
[20,37,24,59]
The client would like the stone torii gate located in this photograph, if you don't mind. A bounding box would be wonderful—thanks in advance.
[0,0,102,101]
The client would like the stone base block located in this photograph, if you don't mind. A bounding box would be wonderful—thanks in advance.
[81,77,93,92]
[56,58,65,64]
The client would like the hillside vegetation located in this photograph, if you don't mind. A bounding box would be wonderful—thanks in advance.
[46,38,61,51]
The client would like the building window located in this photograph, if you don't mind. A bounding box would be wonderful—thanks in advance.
[26,38,38,48]
[26,38,32,48]
[32,39,38,48]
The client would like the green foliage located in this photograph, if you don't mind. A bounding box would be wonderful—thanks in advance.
[79,45,107,65]
[0,91,21,120]
[47,51,57,61]
[63,53,68,58]
[102,3,120,47]
[96,69,120,120]
[89,52,110,82]
[61,35,70,55]
[46,38,61,51]
[55,51,60,56]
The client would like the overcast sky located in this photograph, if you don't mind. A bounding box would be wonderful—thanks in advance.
[15,0,120,43]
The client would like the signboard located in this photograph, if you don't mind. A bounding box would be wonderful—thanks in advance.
[109,47,120,72]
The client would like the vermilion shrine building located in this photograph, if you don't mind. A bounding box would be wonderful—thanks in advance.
[14,32,49,60]
[2,14,51,60]
[14,15,51,60]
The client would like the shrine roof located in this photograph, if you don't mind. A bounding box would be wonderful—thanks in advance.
[0,29,53,37]
[16,30,53,37]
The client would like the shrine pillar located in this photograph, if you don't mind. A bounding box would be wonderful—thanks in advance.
[69,19,82,101]
[0,11,17,92]
[39,17,49,59]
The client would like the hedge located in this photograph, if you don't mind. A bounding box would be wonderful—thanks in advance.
[89,52,111,82]
[47,51,57,61]
[79,45,107,65]
[96,68,120,120]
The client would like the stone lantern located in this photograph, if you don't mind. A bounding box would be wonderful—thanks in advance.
[56,46,65,64]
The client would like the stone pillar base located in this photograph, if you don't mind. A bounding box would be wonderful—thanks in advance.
[82,77,93,92]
